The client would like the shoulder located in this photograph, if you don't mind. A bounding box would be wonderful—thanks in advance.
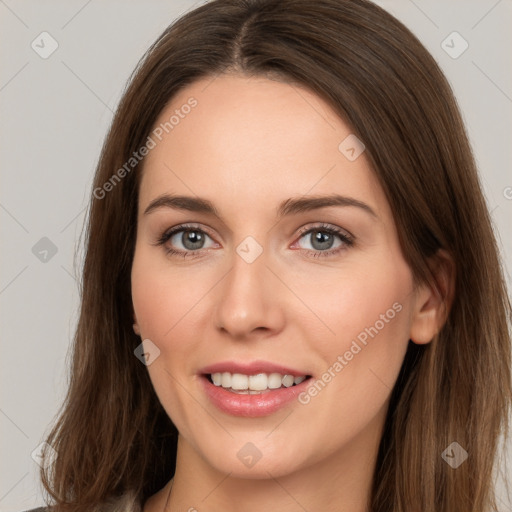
[21,491,142,512]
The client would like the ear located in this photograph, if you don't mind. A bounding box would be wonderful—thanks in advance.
[132,308,141,336]
[409,249,455,345]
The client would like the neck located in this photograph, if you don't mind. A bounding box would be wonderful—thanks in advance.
[154,408,386,512]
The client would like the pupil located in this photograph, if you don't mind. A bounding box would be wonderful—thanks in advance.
[312,231,333,250]
[183,230,204,250]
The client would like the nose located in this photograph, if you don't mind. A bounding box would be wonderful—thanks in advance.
[213,245,286,340]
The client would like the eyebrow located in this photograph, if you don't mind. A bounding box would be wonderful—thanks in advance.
[143,193,378,219]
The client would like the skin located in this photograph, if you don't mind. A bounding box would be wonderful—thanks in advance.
[131,74,452,512]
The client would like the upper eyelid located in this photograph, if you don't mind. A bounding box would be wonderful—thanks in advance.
[297,223,353,239]
[164,223,216,240]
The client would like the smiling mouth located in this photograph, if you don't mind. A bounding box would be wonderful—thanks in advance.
[205,372,312,394]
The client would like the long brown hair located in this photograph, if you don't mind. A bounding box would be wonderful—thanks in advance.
[40,0,512,510]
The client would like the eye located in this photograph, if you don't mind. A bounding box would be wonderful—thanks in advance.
[168,228,213,251]
[154,224,217,258]
[293,223,354,257]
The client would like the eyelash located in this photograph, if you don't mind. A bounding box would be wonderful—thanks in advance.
[153,223,354,260]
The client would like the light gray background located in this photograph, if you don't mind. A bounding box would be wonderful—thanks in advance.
[1,1,511,511]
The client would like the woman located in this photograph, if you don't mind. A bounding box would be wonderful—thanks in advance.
[31,0,511,510]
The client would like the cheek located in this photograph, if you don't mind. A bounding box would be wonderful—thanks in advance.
[289,250,414,396]
[131,247,207,434]
[130,244,218,394]
[287,260,413,458]
[131,244,209,340]
[295,262,411,347]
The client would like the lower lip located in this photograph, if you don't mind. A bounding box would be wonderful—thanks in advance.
[201,375,312,417]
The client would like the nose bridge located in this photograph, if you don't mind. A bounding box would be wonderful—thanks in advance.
[213,236,284,338]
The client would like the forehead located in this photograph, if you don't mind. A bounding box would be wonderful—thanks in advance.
[139,74,388,223]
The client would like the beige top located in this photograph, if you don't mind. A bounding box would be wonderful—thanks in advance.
[25,490,142,512]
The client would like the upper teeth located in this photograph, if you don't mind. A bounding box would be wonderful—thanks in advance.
[211,372,306,391]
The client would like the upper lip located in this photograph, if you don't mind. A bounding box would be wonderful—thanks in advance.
[199,360,310,377]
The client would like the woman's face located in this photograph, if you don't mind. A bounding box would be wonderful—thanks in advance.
[131,74,428,479]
